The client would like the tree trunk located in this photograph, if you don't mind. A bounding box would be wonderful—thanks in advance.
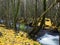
[13,0,20,31]
[29,0,46,40]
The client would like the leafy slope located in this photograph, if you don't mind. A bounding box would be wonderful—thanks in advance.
[0,27,40,45]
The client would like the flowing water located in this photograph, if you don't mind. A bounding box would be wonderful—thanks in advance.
[37,30,59,45]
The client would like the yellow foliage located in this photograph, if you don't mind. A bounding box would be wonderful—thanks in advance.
[0,27,40,45]
[45,18,52,26]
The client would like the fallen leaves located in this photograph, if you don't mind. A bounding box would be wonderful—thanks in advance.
[0,27,40,45]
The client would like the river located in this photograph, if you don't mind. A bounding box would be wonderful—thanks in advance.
[37,30,59,45]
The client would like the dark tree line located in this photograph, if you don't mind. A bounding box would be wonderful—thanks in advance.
[0,0,60,33]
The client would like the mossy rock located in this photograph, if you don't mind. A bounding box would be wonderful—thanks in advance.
[19,24,26,30]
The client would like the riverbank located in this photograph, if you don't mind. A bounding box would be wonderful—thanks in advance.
[0,26,40,45]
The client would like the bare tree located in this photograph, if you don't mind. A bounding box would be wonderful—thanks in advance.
[12,0,20,31]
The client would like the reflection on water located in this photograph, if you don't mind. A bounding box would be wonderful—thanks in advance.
[37,30,59,45]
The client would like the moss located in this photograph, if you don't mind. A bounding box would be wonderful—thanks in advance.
[19,24,26,30]
[33,43,37,45]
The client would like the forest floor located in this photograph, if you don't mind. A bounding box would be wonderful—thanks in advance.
[0,24,40,45]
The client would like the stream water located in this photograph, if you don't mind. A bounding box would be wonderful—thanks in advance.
[37,30,59,45]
